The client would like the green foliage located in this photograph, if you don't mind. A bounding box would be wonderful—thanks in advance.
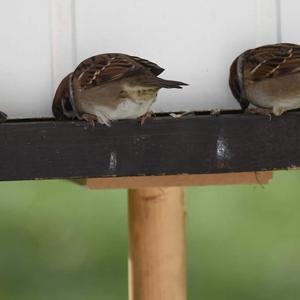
[188,171,300,300]
[0,171,300,299]
[0,181,127,300]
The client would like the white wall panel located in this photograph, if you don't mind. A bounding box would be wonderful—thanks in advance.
[0,0,52,118]
[0,0,295,118]
[75,0,258,112]
[256,0,280,45]
[51,0,77,91]
[280,0,300,44]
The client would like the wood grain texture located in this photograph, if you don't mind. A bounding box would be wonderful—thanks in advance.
[85,172,273,189]
[128,187,187,300]
[0,113,300,181]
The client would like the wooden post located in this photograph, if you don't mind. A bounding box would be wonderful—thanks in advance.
[128,187,187,300]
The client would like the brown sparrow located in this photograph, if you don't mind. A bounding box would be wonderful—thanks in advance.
[0,111,7,122]
[229,43,300,116]
[52,53,187,126]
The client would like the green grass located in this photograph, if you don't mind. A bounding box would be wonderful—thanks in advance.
[188,171,300,300]
[0,171,300,299]
[0,181,127,300]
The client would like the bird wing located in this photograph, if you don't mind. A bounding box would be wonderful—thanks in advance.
[244,43,300,81]
[129,55,165,76]
[73,53,164,92]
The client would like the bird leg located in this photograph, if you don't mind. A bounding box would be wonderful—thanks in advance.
[79,113,98,126]
[245,107,273,119]
[140,111,155,126]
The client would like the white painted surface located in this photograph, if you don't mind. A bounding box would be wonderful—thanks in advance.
[0,0,52,118]
[50,0,76,91]
[255,0,280,45]
[280,0,300,44]
[0,0,297,118]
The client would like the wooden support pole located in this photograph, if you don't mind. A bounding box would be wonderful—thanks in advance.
[128,187,187,300]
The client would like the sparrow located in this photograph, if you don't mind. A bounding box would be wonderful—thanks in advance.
[0,111,7,122]
[52,53,188,126]
[229,43,300,116]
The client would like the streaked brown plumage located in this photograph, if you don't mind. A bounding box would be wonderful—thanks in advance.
[229,43,300,115]
[53,53,187,125]
[0,111,7,122]
[52,73,74,120]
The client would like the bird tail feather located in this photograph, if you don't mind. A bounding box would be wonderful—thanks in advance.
[143,77,188,89]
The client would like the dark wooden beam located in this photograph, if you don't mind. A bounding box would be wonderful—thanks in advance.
[0,112,299,181]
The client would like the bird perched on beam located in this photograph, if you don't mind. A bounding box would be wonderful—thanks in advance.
[53,53,187,126]
[229,43,300,116]
[0,111,7,122]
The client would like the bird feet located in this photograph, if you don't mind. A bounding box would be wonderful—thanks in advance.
[79,113,98,126]
[140,111,155,126]
[245,108,273,119]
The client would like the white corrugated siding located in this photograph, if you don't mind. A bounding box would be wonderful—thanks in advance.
[0,0,296,118]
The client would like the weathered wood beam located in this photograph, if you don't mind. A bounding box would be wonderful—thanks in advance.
[0,112,299,181]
